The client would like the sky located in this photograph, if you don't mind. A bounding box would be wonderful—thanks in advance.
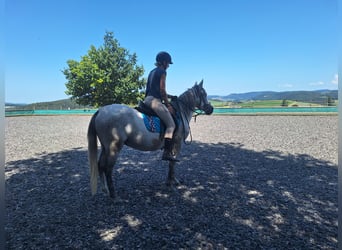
[5,0,338,103]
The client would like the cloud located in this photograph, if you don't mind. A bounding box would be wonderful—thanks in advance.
[309,81,325,86]
[331,74,338,85]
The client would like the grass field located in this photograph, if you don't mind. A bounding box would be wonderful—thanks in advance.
[209,99,336,108]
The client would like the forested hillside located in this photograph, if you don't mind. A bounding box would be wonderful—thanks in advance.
[6,99,93,110]
[209,89,337,105]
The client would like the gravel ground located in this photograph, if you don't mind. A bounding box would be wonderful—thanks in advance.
[5,115,338,249]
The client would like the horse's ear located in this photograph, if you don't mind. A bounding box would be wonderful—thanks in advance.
[199,79,203,87]
[194,81,198,86]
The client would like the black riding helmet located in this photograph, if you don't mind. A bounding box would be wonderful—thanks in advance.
[156,51,173,64]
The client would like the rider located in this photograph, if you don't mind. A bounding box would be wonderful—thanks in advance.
[144,51,178,161]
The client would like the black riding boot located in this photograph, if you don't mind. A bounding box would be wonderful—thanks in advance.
[162,138,179,162]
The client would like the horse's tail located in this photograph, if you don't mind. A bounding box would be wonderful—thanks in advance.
[88,110,99,195]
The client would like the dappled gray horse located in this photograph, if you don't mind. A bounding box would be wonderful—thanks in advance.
[87,80,213,199]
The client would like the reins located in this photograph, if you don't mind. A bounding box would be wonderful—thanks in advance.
[173,86,206,144]
[172,97,193,145]
[193,110,205,122]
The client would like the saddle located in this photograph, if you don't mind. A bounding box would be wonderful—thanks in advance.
[135,101,179,134]
[135,101,159,117]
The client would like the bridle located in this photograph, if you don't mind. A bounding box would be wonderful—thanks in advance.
[177,85,211,113]
[172,84,213,144]
[191,84,213,119]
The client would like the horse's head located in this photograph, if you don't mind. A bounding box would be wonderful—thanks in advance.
[192,80,214,115]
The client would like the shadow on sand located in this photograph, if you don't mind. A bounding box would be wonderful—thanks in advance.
[5,141,337,249]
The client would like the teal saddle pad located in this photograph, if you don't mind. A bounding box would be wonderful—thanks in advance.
[142,113,165,133]
[135,101,180,133]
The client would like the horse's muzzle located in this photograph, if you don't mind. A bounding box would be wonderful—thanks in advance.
[203,103,214,115]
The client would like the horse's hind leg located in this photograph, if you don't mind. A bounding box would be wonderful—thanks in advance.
[103,141,123,199]
[98,149,109,194]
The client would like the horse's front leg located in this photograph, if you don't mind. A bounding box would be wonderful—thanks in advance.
[166,161,180,187]
[166,137,182,187]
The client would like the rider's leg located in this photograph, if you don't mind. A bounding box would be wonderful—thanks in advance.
[144,96,178,161]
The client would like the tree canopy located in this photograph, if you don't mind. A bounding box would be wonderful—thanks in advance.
[63,31,145,107]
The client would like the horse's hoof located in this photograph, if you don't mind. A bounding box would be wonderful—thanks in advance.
[109,192,116,200]
[168,185,178,193]
[112,196,123,204]
[166,178,181,187]
[102,187,109,194]
[171,178,181,186]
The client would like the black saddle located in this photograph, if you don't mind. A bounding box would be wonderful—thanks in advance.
[135,101,158,116]
[135,101,180,129]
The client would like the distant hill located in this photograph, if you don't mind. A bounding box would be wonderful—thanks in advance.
[5,98,93,110]
[209,89,338,104]
[6,89,338,110]
[5,102,27,107]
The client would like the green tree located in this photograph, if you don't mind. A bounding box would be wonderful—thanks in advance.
[63,31,145,107]
[281,99,288,107]
[327,96,335,106]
